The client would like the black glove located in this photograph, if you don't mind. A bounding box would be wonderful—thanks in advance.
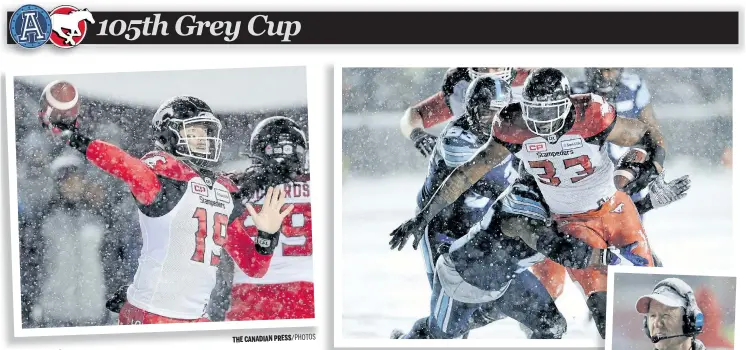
[409,128,437,157]
[619,157,660,195]
[105,285,129,313]
[389,213,428,251]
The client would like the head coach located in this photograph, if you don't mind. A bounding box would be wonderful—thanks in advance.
[635,278,706,350]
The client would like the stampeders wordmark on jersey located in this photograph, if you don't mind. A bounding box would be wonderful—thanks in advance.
[236,180,313,284]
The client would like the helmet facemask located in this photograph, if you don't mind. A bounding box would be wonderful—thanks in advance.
[472,100,508,136]
[260,137,307,182]
[521,98,572,137]
[168,113,223,169]
[468,67,516,83]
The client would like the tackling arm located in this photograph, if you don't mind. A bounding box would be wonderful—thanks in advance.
[498,177,606,269]
[500,218,605,269]
[420,138,511,224]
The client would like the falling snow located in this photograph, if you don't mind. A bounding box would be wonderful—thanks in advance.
[340,68,733,343]
[13,74,309,328]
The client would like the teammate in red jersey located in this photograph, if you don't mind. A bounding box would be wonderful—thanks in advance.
[40,93,292,325]
[389,68,689,338]
[212,116,314,321]
[400,67,531,157]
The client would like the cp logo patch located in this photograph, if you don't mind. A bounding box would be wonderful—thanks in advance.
[9,5,52,49]
[49,5,95,48]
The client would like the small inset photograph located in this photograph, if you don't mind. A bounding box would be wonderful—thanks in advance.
[608,267,736,350]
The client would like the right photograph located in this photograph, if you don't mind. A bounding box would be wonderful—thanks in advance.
[339,67,733,342]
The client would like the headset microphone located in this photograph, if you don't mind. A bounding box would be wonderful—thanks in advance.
[650,334,688,343]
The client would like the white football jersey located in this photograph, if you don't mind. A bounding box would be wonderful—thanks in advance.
[494,94,619,215]
[233,180,313,285]
[127,172,236,319]
[516,135,617,214]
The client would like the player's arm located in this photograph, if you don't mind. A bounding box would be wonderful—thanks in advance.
[423,138,510,224]
[400,92,450,157]
[498,178,610,268]
[606,117,666,172]
[501,218,611,268]
[401,68,465,156]
[635,79,662,136]
[389,137,512,250]
[65,131,161,205]
[223,186,293,278]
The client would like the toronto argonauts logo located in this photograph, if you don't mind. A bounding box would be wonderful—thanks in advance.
[9,5,52,49]
[9,5,94,49]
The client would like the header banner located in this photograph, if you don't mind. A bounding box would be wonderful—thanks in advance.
[7,8,740,48]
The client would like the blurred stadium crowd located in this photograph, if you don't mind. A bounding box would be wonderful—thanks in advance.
[13,78,308,328]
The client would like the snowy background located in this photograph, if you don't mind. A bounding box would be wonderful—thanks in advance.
[340,68,733,341]
[611,273,736,350]
[11,67,308,329]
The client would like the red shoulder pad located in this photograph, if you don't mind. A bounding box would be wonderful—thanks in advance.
[140,151,198,182]
[512,69,531,87]
[492,114,535,145]
[217,175,240,193]
[569,94,616,138]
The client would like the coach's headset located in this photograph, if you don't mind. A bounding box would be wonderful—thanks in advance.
[643,278,704,343]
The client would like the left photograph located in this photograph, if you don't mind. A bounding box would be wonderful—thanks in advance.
[7,66,314,336]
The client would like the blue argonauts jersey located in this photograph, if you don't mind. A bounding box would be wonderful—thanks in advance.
[449,208,546,291]
[607,72,651,164]
[612,72,651,119]
[417,115,517,242]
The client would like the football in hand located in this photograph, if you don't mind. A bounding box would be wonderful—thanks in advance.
[38,80,80,128]
[613,148,648,189]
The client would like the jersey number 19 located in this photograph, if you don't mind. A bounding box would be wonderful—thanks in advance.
[190,207,228,266]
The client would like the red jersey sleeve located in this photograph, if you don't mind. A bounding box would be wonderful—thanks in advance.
[414,91,453,128]
[224,219,272,278]
[85,140,161,205]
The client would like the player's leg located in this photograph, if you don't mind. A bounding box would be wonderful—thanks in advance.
[605,191,654,268]
[631,189,664,267]
[420,224,440,287]
[426,271,480,339]
[555,219,609,338]
[397,272,478,339]
[491,270,567,339]
[530,258,566,300]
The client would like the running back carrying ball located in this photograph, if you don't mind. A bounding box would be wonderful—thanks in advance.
[614,147,649,191]
[38,80,81,135]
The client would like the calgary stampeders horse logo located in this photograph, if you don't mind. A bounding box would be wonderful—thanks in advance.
[48,5,95,48]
